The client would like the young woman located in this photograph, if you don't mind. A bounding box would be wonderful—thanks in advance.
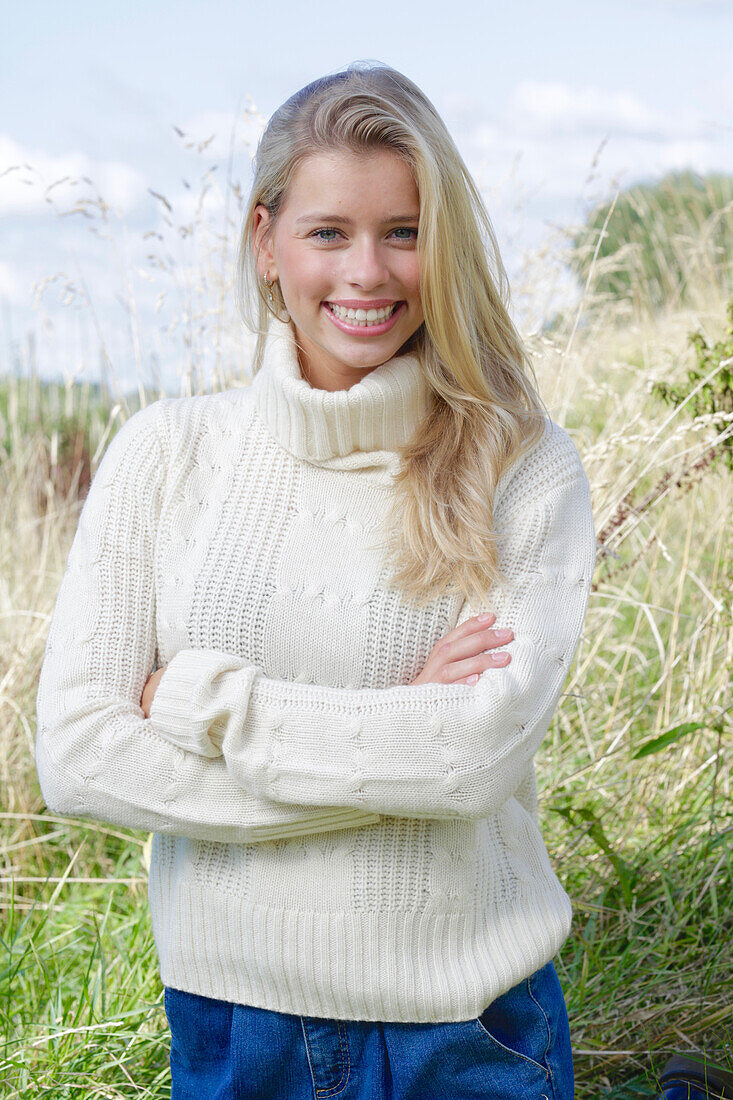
[36,62,598,1099]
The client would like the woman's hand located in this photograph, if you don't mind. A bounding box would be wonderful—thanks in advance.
[141,666,167,719]
[410,613,513,686]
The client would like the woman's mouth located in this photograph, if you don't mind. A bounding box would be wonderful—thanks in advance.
[323,301,405,336]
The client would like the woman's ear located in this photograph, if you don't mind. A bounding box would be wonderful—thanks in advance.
[253,204,277,280]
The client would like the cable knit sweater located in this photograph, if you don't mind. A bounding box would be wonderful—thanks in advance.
[35,315,596,1023]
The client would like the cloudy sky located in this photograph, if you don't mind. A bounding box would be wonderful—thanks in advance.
[2,0,732,393]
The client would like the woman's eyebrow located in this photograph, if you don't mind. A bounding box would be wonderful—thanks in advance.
[294,213,420,226]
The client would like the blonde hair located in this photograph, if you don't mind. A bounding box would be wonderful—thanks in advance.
[235,60,549,609]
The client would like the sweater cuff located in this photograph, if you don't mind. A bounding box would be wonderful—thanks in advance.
[149,648,257,757]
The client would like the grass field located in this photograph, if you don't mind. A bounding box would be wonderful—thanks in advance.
[1,180,731,1098]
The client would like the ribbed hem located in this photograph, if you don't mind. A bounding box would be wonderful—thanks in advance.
[148,876,573,1024]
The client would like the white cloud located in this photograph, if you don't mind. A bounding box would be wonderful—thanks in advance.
[0,134,147,217]
[508,81,703,140]
[443,79,731,208]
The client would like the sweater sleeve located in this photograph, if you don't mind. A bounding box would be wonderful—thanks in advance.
[148,428,597,822]
[34,400,382,843]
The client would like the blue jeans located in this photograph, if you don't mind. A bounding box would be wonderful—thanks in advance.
[163,959,574,1099]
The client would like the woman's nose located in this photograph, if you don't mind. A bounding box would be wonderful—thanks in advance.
[344,239,389,288]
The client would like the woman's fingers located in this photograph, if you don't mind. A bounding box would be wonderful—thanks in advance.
[409,614,513,687]
[442,615,514,684]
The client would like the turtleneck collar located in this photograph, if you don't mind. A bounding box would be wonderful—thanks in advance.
[247,315,434,475]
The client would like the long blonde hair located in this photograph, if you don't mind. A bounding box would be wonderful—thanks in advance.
[235,61,549,609]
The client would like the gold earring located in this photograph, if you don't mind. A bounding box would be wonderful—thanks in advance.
[263,271,290,323]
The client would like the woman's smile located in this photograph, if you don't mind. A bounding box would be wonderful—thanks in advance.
[322,300,406,335]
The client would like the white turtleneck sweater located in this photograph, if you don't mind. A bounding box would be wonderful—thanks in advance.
[35,316,596,1023]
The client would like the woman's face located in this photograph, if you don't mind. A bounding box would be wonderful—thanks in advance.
[253,148,424,390]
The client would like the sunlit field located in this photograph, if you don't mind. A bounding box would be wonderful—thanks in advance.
[1,144,731,1098]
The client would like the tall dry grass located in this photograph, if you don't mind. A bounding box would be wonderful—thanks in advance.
[0,133,731,1097]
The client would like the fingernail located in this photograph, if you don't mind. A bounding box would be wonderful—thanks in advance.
[492,652,510,664]
[477,613,492,622]
[466,674,479,684]
[495,628,513,641]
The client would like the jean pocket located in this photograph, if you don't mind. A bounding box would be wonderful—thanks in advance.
[474,1013,550,1077]
[473,969,555,1079]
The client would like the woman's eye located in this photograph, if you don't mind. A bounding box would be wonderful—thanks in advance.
[392,227,418,241]
[311,228,340,242]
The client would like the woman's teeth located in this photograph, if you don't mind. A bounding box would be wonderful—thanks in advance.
[327,303,398,325]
